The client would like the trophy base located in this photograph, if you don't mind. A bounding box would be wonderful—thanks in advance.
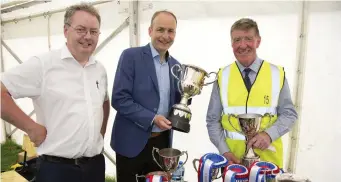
[241,156,260,169]
[168,106,191,133]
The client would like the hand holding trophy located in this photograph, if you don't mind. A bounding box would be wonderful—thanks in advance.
[168,64,217,133]
[228,113,272,168]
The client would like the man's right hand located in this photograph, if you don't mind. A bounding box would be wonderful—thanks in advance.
[153,115,172,130]
[27,123,47,147]
[223,152,241,165]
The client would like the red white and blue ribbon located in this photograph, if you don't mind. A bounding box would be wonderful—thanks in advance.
[249,161,280,182]
[198,153,228,182]
[223,164,249,182]
[145,175,163,182]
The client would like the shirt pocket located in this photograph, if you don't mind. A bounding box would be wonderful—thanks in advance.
[90,80,104,108]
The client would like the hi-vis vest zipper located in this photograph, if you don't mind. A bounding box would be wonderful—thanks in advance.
[217,60,285,168]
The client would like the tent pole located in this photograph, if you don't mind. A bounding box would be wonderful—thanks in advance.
[129,0,140,47]
[286,1,310,173]
[1,1,111,25]
[94,18,129,56]
[1,39,23,64]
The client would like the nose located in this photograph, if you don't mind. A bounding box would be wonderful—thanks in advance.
[84,30,91,39]
[162,31,170,39]
[239,40,248,48]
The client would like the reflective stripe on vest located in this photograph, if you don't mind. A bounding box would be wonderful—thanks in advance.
[220,63,281,115]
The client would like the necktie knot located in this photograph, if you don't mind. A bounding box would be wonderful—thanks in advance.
[244,68,252,76]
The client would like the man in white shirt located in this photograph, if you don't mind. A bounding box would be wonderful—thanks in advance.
[1,3,109,182]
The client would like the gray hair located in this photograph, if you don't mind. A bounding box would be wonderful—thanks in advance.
[64,3,101,26]
[231,18,260,37]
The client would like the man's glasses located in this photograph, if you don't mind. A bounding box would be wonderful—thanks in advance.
[66,23,100,37]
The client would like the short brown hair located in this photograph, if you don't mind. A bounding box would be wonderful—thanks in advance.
[150,10,177,26]
[231,18,260,37]
[64,3,101,26]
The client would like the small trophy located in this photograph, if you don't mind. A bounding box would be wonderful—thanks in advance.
[152,147,188,181]
[228,113,272,168]
[135,171,169,182]
[192,153,228,182]
[168,64,217,133]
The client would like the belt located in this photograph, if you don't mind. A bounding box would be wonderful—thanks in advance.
[150,132,162,138]
[40,154,98,165]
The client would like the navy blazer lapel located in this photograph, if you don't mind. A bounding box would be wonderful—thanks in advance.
[142,44,159,94]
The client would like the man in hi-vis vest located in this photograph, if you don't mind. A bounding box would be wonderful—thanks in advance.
[206,18,298,168]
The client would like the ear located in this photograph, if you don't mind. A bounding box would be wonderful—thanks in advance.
[256,36,261,48]
[64,25,68,38]
[148,26,152,37]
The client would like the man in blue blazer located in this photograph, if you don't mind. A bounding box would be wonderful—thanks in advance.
[111,10,189,181]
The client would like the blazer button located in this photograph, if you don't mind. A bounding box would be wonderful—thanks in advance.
[154,108,157,111]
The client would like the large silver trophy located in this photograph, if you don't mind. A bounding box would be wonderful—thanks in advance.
[228,113,272,168]
[168,64,217,133]
[152,147,188,180]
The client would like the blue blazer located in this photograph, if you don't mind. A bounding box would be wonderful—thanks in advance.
[110,44,187,158]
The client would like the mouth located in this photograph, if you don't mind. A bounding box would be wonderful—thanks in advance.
[79,42,92,48]
[158,40,170,46]
[237,48,251,55]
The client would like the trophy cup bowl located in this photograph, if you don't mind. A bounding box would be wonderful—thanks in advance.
[152,147,188,180]
[168,64,217,133]
[228,113,272,168]
[192,153,228,181]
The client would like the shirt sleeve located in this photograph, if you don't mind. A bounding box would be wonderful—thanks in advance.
[206,81,231,154]
[1,56,43,99]
[265,78,298,141]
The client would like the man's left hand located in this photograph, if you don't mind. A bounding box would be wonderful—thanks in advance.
[247,132,272,151]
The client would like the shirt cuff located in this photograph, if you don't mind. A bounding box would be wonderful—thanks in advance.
[151,114,157,125]
[1,77,19,99]
[265,126,280,142]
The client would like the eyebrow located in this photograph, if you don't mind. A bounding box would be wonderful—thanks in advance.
[75,25,99,30]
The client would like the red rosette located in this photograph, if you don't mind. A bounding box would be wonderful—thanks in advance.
[223,164,249,179]
[249,161,280,176]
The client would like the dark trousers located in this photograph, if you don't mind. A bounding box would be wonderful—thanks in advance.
[116,131,170,182]
[35,153,105,182]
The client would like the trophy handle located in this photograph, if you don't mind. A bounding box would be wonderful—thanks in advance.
[177,80,183,95]
[203,72,218,86]
[228,114,244,135]
[179,151,188,169]
[135,174,145,182]
[171,64,182,81]
[262,113,273,131]
[192,159,199,172]
[152,147,164,170]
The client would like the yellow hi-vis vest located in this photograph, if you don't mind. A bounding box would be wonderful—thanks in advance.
[217,61,285,168]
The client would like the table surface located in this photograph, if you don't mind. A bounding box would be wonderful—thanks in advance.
[1,171,28,182]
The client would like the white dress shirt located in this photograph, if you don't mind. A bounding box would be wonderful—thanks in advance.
[1,45,109,158]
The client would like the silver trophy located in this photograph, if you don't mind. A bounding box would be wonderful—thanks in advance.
[135,171,169,182]
[168,64,217,133]
[152,147,188,180]
[228,113,272,168]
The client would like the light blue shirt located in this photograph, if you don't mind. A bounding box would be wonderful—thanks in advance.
[150,43,171,132]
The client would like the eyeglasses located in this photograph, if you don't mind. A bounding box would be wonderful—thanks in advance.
[66,23,101,37]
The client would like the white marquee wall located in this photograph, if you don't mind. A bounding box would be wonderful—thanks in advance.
[1,1,340,181]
